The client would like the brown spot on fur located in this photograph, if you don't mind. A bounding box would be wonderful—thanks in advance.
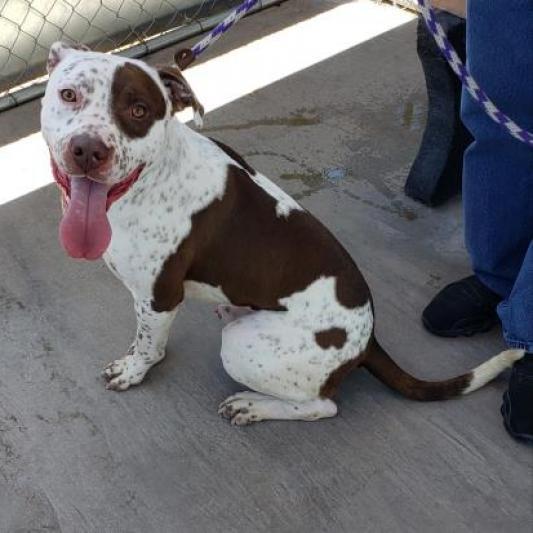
[315,328,347,350]
[336,269,369,309]
[152,162,370,312]
[111,63,166,138]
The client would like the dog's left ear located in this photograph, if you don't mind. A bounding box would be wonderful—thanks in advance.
[157,66,204,127]
[47,41,90,74]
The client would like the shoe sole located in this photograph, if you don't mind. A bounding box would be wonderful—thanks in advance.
[501,393,533,443]
[422,315,498,338]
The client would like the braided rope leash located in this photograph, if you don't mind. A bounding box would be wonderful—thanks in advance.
[417,0,533,147]
[191,0,260,57]
[184,0,532,147]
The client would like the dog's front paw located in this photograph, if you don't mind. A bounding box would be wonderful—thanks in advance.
[102,355,151,391]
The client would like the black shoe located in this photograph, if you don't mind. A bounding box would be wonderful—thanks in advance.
[422,276,502,337]
[501,356,533,442]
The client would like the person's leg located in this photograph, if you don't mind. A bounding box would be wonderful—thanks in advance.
[498,243,533,352]
[498,243,533,441]
[423,0,533,339]
[426,0,533,440]
[462,1,533,298]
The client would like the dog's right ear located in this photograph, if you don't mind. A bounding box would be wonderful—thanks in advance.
[47,41,90,74]
[157,65,204,127]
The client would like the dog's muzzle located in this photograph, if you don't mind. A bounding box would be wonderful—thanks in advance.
[51,158,145,260]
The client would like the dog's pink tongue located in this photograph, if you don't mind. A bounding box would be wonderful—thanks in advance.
[59,177,111,260]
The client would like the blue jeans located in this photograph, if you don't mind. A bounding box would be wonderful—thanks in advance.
[461,1,533,352]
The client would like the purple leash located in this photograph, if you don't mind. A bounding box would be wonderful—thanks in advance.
[191,0,260,57]
[184,0,532,147]
[417,0,533,147]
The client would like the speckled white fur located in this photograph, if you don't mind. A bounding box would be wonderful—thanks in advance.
[41,45,374,423]
[220,277,373,402]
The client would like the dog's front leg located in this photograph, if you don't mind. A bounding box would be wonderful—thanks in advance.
[103,298,178,391]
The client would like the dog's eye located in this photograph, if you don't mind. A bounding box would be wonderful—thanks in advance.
[131,103,147,119]
[60,88,77,103]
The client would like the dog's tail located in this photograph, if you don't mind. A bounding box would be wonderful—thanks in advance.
[363,338,525,401]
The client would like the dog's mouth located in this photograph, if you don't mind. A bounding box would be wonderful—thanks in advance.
[51,159,145,260]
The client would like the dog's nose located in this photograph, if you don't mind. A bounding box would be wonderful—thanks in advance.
[69,134,111,174]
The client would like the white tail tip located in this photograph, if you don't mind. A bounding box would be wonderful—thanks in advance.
[463,349,525,394]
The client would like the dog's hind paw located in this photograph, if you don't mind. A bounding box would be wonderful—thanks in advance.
[218,391,275,426]
[218,392,338,425]
[219,396,260,426]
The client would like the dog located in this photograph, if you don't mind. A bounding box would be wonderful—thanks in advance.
[40,41,524,425]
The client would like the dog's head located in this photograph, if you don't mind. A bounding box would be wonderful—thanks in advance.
[40,41,203,260]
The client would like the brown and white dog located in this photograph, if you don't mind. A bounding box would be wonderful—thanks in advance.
[40,42,524,425]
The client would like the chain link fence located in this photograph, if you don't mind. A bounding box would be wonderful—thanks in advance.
[0,0,415,111]
[0,0,268,109]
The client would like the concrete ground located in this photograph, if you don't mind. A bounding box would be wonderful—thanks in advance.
[0,1,531,531]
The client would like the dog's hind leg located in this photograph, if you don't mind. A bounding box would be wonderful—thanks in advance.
[103,298,178,390]
[218,310,360,424]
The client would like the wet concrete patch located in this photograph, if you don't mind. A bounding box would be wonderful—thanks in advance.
[279,170,330,200]
[203,109,321,132]
[323,167,347,182]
